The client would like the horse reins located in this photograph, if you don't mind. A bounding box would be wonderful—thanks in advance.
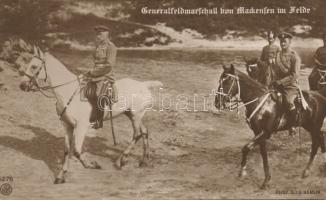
[216,73,272,125]
[215,73,242,113]
[24,55,83,119]
[24,55,83,97]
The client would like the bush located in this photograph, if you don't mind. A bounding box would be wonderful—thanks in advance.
[0,0,62,40]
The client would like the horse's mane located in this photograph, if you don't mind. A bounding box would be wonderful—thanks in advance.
[235,69,268,94]
[45,52,76,79]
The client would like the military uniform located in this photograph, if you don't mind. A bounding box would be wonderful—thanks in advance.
[260,44,280,64]
[91,39,117,81]
[89,26,118,102]
[88,25,118,129]
[308,45,326,90]
[272,32,301,135]
[274,47,301,109]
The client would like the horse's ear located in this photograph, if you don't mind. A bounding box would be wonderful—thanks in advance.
[37,46,44,58]
[243,56,248,63]
[222,65,227,70]
[33,45,38,56]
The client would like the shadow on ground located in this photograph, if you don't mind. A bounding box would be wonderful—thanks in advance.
[0,124,125,176]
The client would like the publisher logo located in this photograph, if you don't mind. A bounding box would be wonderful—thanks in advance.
[0,183,12,196]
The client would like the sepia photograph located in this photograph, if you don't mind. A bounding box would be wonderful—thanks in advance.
[0,0,325,199]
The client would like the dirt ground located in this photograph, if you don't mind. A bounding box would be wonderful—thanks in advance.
[0,49,325,200]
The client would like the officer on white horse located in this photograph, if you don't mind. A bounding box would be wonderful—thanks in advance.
[86,25,118,129]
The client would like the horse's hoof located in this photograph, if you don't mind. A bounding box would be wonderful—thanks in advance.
[260,183,270,190]
[54,178,65,184]
[91,161,102,169]
[114,157,126,170]
[114,160,122,170]
[139,160,148,168]
[238,170,247,178]
[302,169,310,178]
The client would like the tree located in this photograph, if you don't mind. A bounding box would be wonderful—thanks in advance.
[0,0,62,40]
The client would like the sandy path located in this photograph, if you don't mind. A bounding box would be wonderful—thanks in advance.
[0,50,325,200]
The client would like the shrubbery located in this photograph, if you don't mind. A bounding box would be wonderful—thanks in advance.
[0,0,325,46]
[0,0,62,40]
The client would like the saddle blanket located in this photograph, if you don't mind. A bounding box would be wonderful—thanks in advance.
[80,79,112,102]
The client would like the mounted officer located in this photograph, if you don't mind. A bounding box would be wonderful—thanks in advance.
[86,25,118,129]
[271,32,301,135]
[308,32,326,90]
[258,31,281,85]
[260,31,280,65]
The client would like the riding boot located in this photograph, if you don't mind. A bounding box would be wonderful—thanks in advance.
[95,108,104,129]
[89,99,97,123]
[91,97,104,129]
[112,83,118,103]
[287,109,297,136]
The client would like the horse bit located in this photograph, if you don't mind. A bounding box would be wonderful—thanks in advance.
[215,73,242,112]
[215,73,270,124]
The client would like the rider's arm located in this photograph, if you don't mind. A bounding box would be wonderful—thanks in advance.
[314,58,323,66]
[314,48,324,66]
[90,45,116,77]
[313,47,326,66]
[277,52,301,86]
[105,44,117,67]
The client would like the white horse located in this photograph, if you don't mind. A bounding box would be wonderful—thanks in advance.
[19,47,163,184]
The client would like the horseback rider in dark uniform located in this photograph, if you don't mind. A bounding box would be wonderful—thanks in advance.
[260,31,280,65]
[87,25,118,129]
[258,31,281,85]
[308,32,326,90]
[271,32,301,135]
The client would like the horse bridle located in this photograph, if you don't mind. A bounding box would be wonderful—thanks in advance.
[23,55,80,95]
[215,73,241,111]
[22,55,48,92]
[318,69,326,85]
[215,72,272,127]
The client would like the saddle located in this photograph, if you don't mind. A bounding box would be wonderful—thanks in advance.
[80,78,115,129]
[270,87,309,111]
[81,80,113,101]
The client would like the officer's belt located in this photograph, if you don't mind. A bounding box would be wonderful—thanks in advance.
[90,76,107,82]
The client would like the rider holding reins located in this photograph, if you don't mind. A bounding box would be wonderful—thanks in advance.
[308,32,326,90]
[87,25,118,129]
[271,32,301,136]
[260,31,280,65]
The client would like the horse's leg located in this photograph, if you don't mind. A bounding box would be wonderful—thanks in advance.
[74,121,101,169]
[54,122,73,184]
[139,121,150,167]
[239,132,265,177]
[302,131,319,178]
[259,140,271,189]
[319,131,326,176]
[115,111,143,169]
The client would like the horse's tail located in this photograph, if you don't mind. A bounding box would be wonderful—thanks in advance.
[144,80,163,88]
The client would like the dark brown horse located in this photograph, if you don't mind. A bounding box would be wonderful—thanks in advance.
[215,64,326,189]
[308,67,326,91]
[244,57,275,86]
